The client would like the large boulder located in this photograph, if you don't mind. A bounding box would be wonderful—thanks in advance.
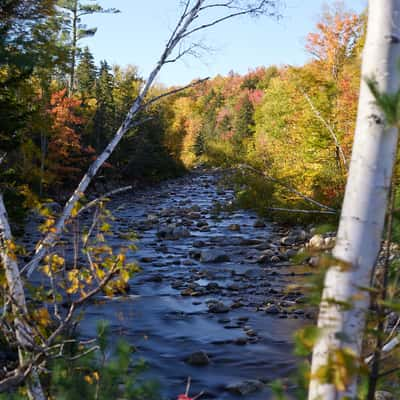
[200,250,230,263]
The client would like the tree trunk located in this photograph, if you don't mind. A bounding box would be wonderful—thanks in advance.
[308,1,400,399]
[69,0,78,94]
[0,196,45,400]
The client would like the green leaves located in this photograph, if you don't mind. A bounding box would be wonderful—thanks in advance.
[366,75,400,127]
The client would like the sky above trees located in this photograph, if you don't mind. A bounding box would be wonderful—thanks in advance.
[81,0,367,86]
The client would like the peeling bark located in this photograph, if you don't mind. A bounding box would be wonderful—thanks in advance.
[308,2,400,399]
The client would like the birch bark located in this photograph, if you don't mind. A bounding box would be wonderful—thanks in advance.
[308,2,400,399]
[0,195,45,400]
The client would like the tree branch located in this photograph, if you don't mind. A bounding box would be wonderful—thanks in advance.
[238,164,337,212]
[300,87,348,169]
[140,77,209,110]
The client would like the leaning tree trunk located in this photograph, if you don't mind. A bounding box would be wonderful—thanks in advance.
[0,196,45,400]
[308,1,400,399]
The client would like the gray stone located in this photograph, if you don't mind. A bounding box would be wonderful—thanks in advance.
[208,302,230,313]
[308,234,325,249]
[308,256,320,267]
[185,351,210,366]
[253,219,266,228]
[200,250,230,263]
[375,391,395,400]
[265,304,280,314]
[228,224,241,232]
[226,380,265,396]
[280,236,296,246]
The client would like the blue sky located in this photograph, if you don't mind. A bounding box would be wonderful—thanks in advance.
[81,0,367,86]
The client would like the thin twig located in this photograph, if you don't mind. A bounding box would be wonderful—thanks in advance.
[300,88,347,169]
[238,164,337,212]
[140,77,209,109]
[267,207,337,215]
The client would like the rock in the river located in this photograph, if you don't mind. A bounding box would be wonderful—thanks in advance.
[200,250,230,263]
[146,213,159,223]
[173,226,191,239]
[228,223,241,232]
[140,256,154,263]
[375,391,395,400]
[206,282,220,290]
[157,225,190,240]
[226,380,265,396]
[208,302,230,313]
[147,274,163,283]
[280,236,296,246]
[324,236,336,248]
[234,337,248,345]
[284,249,298,259]
[185,351,210,366]
[308,256,320,267]
[308,234,325,249]
[265,304,280,314]
[253,219,266,228]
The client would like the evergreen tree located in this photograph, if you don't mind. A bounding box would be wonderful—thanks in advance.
[57,0,119,93]
[76,46,97,101]
[233,94,255,145]
[93,60,115,152]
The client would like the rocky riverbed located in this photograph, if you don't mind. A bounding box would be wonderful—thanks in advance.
[27,169,316,399]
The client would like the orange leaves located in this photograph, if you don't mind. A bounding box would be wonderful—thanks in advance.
[305,4,364,80]
[47,89,87,187]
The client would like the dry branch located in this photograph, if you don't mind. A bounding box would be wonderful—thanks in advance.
[300,88,347,169]
[238,163,337,212]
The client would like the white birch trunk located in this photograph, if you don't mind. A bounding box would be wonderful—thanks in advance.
[308,2,400,399]
[0,195,45,400]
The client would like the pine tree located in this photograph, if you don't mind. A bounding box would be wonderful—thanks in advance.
[233,93,254,146]
[76,46,97,101]
[93,60,115,152]
[57,0,119,93]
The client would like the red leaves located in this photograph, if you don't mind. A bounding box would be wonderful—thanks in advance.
[47,89,87,186]
[177,377,203,400]
[178,395,193,400]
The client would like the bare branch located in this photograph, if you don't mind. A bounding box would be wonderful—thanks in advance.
[267,207,338,215]
[238,164,337,212]
[0,364,33,392]
[141,77,210,109]
[181,1,278,39]
[76,186,133,217]
[300,87,348,169]
[0,153,6,165]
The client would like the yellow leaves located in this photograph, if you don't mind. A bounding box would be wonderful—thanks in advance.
[100,223,111,232]
[42,254,65,276]
[96,268,106,280]
[66,269,80,294]
[33,307,51,328]
[312,347,359,392]
[71,202,82,218]
[294,326,321,356]
[84,371,99,385]
[117,253,126,264]
[4,240,18,261]
[120,268,130,283]
[39,217,56,234]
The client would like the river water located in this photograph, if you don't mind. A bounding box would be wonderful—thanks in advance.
[30,170,312,399]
